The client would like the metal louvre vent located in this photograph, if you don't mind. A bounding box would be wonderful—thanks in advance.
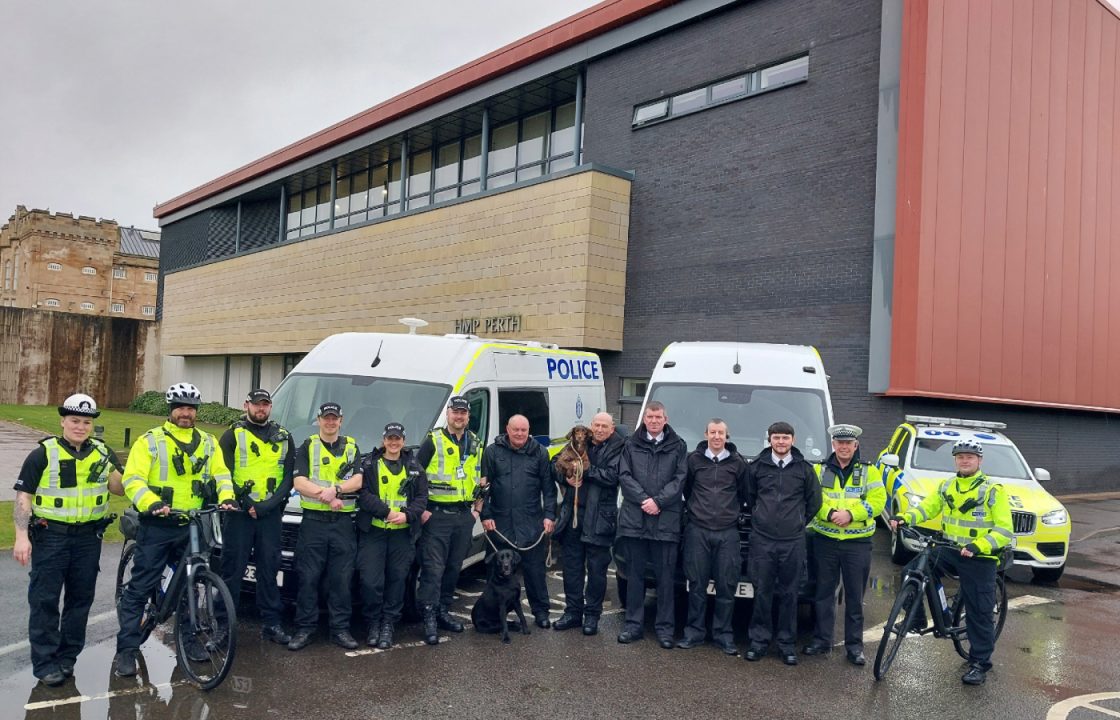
[207,206,237,259]
[239,199,281,252]
[1011,511,1036,535]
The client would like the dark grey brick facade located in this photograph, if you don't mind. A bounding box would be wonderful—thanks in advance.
[583,0,1117,493]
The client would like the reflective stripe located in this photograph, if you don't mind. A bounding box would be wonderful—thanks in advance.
[424,431,480,503]
[301,436,357,512]
[34,438,111,523]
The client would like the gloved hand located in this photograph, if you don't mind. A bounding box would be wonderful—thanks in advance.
[148,502,170,516]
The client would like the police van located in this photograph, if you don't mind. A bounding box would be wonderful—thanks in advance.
[253,326,607,596]
[619,341,835,601]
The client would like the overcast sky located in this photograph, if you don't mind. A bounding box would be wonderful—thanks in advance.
[1,0,599,229]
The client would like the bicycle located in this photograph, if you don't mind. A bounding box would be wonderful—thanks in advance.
[115,506,237,690]
[873,525,1008,680]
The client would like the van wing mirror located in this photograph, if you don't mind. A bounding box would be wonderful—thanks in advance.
[879,453,900,469]
[1034,468,1050,482]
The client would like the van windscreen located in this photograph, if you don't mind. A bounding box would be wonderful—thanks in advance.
[270,373,450,452]
[647,383,830,461]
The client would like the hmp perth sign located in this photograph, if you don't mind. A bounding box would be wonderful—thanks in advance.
[454,315,522,334]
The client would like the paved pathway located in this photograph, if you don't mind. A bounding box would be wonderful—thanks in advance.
[0,421,46,502]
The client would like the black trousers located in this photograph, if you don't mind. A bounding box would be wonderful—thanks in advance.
[488,533,550,617]
[622,537,678,639]
[357,526,415,625]
[747,533,805,652]
[417,508,474,608]
[682,524,740,644]
[294,513,356,633]
[28,526,102,678]
[220,510,284,626]
[117,523,189,652]
[559,532,611,618]
[909,547,999,670]
[809,532,872,651]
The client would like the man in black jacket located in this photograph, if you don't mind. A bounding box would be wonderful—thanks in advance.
[616,401,688,649]
[744,421,822,665]
[677,419,748,655]
[354,423,428,649]
[480,414,557,629]
[217,389,296,646]
[553,412,625,637]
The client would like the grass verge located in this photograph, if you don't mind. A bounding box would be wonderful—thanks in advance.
[0,494,132,549]
[0,405,229,454]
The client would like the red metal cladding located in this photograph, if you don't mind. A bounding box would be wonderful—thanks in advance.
[888,0,1120,413]
[152,0,679,219]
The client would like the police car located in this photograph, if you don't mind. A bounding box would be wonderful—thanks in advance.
[879,415,1070,582]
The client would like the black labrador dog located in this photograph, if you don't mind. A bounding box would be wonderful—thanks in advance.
[471,548,531,643]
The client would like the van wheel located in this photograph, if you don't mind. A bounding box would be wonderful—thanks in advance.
[1032,565,1064,584]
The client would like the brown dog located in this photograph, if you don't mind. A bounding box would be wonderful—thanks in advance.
[555,425,591,528]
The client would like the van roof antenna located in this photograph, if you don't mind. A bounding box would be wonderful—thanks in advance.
[371,339,384,368]
[733,351,741,375]
[399,317,428,335]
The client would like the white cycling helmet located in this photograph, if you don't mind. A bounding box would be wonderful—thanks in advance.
[951,438,984,457]
[166,382,202,407]
[58,393,100,418]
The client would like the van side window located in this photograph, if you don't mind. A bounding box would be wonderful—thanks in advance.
[465,388,490,443]
[498,389,550,441]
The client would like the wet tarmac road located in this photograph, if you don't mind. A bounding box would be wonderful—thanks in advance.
[3,518,1119,720]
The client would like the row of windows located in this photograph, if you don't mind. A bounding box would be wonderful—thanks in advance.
[285,102,580,240]
[632,54,809,128]
[39,299,154,314]
[44,263,156,282]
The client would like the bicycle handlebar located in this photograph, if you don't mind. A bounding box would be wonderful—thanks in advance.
[898,524,958,549]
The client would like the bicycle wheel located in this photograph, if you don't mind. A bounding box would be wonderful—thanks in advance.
[175,566,237,690]
[874,578,923,680]
[951,574,1008,660]
[116,541,159,643]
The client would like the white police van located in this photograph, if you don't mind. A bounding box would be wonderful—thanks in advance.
[253,324,607,596]
[621,341,835,601]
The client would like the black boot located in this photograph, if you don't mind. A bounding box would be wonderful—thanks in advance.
[437,605,464,633]
[422,605,439,645]
[376,620,394,650]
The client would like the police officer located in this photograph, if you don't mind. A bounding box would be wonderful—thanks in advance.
[114,383,237,677]
[217,389,295,645]
[355,423,428,648]
[415,395,483,645]
[744,421,821,665]
[13,394,124,686]
[677,418,749,655]
[552,412,625,637]
[479,414,558,629]
[891,438,1013,685]
[802,424,886,666]
[288,402,362,651]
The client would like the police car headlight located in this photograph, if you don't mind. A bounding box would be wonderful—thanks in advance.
[1041,509,1068,526]
[904,492,924,507]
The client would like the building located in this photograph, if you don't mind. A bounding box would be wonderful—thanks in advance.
[0,206,160,320]
[153,0,1120,492]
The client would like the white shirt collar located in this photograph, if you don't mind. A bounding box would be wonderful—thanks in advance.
[705,447,730,461]
[772,451,791,466]
[646,431,664,443]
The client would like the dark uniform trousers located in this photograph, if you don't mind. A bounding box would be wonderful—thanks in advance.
[117,524,190,651]
[417,507,474,608]
[559,530,611,618]
[28,524,102,678]
[220,510,284,626]
[623,538,678,639]
[681,524,740,644]
[294,512,356,633]
[912,547,998,670]
[357,527,415,626]
[809,532,872,651]
[747,533,805,652]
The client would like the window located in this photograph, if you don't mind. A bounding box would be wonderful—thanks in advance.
[82,266,96,275]
[142,305,155,316]
[144,271,157,282]
[497,389,550,442]
[633,54,810,128]
[620,377,649,402]
[80,302,94,311]
[282,353,305,378]
[465,388,491,444]
[111,302,125,313]
[4,260,11,290]
[43,298,60,307]
[113,266,127,279]
[46,262,62,272]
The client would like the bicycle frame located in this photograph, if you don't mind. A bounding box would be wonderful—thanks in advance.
[899,529,966,640]
[149,509,221,625]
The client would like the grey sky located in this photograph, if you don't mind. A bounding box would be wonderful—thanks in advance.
[1,0,598,229]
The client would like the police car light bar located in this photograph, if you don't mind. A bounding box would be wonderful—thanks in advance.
[905,415,1007,430]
